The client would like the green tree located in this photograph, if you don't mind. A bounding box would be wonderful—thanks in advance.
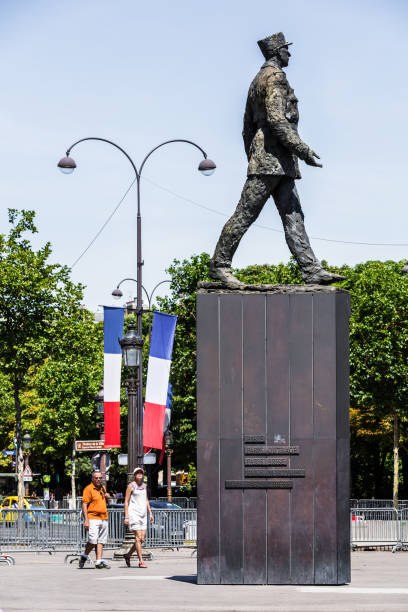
[160,254,408,504]
[238,258,408,504]
[343,260,408,507]
[157,254,211,468]
[32,309,103,501]
[0,372,15,476]
[0,209,102,505]
[235,259,302,285]
[0,373,14,447]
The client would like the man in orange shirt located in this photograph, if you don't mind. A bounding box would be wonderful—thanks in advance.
[79,472,111,569]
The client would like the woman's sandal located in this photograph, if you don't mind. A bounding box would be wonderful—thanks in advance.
[139,561,147,568]
[124,554,131,567]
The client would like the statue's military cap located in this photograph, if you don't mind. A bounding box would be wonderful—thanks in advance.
[257,32,292,59]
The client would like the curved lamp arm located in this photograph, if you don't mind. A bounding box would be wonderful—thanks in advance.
[66,137,139,179]
[138,139,208,177]
[116,277,137,288]
[115,277,170,310]
[115,277,150,306]
[149,280,171,304]
[64,137,208,181]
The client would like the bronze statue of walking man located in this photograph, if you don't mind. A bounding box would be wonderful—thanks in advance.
[209,32,344,287]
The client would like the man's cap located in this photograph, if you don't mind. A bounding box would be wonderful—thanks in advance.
[257,32,292,59]
[133,467,144,474]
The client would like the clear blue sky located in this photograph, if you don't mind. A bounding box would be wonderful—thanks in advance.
[1,0,407,309]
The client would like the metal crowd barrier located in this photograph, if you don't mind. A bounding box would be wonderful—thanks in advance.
[107,508,197,549]
[57,497,407,510]
[59,497,82,510]
[0,508,82,553]
[107,508,125,547]
[146,509,197,548]
[352,499,408,510]
[58,496,198,510]
[154,497,197,508]
[0,507,197,553]
[351,507,408,552]
[6,505,408,555]
[399,508,408,550]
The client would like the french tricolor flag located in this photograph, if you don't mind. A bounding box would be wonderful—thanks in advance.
[143,312,177,450]
[103,306,124,448]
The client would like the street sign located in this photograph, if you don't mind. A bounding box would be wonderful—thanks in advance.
[91,452,111,472]
[91,452,100,471]
[3,450,16,456]
[117,453,156,466]
[144,453,157,465]
[75,440,105,452]
[118,454,128,466]
[23,465,33,482]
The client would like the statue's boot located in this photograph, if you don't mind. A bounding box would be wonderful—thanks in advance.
[283,212,346,285]
[304,268,346,285]
[208,262,246,289]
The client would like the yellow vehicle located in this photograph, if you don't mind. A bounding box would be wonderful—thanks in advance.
[0,496,46,523]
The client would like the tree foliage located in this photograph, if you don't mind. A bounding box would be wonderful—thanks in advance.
[2,209,408,502]
[0,209,80,387]
[157,254,211,468]
[0,210,103,490]
[343,261,408,415]
[32,307,103,457]
[159,253,408,499]
[342,261,408,503]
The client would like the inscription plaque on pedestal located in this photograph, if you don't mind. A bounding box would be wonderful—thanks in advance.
[197,287,350,585]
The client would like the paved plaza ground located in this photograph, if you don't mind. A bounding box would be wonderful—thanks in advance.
[1,549,408,611]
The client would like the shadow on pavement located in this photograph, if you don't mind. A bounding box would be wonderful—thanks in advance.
[166,575,197,584]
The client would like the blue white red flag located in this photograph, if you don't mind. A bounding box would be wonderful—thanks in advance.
[143,312,177,450]
[164,383,173,432]
[158,383,173,464]
[103,306,124,448]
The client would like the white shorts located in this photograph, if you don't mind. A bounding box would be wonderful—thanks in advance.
[129,515,147,532]
[88,519,108,544]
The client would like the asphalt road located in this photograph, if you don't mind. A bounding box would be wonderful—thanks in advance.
[1,550,408,611]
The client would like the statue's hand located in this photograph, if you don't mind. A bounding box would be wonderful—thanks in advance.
[304,149,323,168]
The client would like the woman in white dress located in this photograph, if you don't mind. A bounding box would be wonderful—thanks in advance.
[123,467,154,567]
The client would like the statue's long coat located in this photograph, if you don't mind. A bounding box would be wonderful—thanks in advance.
[243,59,311,178]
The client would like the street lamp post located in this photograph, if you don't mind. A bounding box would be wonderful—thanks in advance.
[94,385,107,486]
[164,429,173,503]
[22,431,31,496]
[119,320,144,479]
[112,278,171,340]
[58,138,215,478]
